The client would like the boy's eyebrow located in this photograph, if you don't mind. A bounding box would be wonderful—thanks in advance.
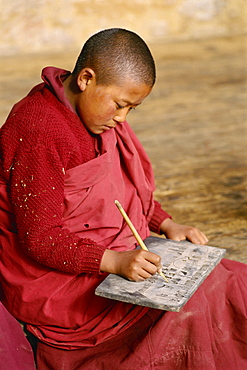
[121,99,141,106]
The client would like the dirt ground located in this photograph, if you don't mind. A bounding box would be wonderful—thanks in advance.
[0,34,246,263]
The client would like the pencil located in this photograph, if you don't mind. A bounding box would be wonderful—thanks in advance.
[115,200,168,282]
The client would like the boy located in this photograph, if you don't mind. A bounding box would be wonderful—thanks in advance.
[0,28,246,369]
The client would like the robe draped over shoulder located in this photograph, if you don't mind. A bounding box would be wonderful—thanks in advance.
[0,121,155,348]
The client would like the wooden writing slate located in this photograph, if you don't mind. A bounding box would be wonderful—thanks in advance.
[95,236,226,312]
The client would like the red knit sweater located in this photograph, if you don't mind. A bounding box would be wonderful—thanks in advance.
[0,74,170,274]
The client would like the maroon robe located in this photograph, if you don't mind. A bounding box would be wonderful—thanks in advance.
[0,67,246,368]
[35,258,247,369]
[0,122,247,369]
[0,120,156,348]
[0,302,35,369]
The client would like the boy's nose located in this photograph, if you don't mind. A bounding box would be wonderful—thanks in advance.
[113,109,128,123]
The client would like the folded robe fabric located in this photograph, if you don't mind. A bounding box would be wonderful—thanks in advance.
[0,121,155,348]
[35,258,247,370]
[0,302,35,370]
[1,134,247,368]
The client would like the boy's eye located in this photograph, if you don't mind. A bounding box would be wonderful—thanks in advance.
[116,103,124,109]
[116,103,136,111]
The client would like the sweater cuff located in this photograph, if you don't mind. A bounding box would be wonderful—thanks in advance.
[77,239,106,274]
[148,200,172,235]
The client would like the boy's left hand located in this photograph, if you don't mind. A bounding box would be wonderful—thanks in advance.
[160,218,208,245]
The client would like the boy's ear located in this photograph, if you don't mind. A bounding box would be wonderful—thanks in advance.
[77,68,96,91]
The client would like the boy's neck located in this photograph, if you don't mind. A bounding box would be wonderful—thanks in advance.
[62,75,79,111]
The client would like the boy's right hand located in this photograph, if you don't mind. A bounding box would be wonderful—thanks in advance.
[100,249,162,282]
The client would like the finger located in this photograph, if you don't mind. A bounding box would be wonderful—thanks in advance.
[195,230,208,244]
[132,260,163,281]
[199,232,208,244]
[143,251,161,267]
[138,270,154,280]
[128,268,153,282]
[187,229,208,245]
[141,259,159,276]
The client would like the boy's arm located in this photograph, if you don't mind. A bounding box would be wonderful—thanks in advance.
[148,200,172,234]
[149,201,208,245]
[7,143,106,275]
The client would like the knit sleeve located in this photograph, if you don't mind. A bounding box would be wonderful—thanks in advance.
[148,200,172,234]
[9,143,106,274]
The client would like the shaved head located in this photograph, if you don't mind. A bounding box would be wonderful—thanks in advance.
[72,28,156,87]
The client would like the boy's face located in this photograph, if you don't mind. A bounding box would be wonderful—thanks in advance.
[75,73,152,134]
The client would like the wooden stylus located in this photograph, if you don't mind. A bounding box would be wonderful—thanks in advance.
[115,200,168,282]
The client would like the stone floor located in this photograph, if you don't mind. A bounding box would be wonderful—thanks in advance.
[0,35,246,263]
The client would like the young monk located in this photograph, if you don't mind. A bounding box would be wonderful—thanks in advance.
[0,28,246,369]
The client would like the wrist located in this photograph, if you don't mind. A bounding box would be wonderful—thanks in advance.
[160,218,175,235]
[100,249,120,274]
